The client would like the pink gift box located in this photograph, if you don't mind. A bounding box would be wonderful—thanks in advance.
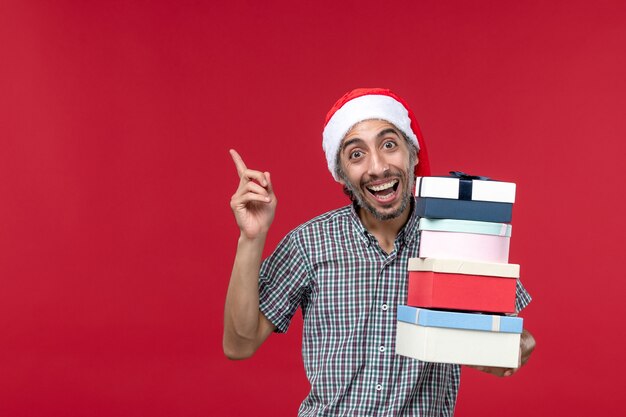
[418,230,510,263]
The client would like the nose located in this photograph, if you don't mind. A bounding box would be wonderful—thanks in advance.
[367,149,389,176]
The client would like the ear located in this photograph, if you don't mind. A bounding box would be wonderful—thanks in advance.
[335,152,346,185]
[336,166,346,185]
[411,145,419,168]
[412,152,419,178]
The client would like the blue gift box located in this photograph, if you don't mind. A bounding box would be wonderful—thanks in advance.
[415,197,513,223]
[396,306,523,367]
[397,305,523,333]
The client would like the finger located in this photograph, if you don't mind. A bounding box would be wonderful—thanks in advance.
[241,168,268,187]
[231,181,272,204]
[239,180,271,199]
[264,172,274,196]
[229,149,248,178]
[469,365,512,377]
[232,191,273,207]
[519,329,535,366]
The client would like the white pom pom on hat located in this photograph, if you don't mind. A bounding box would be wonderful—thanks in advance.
[322,88,431,181]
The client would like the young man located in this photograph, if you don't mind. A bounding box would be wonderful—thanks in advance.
[224,88,535,416]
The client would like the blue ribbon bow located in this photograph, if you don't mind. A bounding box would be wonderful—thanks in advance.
[449,171,491,181]
[448,171,491,200]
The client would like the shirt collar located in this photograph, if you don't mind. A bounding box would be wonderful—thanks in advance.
[398,198,419,247]
[348,203,374,246]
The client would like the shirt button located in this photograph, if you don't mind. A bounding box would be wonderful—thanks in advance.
[379,345,386,352]
[381,304,388,311]
[376,384,383,391]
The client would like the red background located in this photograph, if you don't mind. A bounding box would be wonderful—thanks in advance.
[1,1,625,416]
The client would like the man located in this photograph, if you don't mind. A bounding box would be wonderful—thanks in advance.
[224,88,535,416]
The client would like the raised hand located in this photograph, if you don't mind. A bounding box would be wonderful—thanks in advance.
[229,149,277,240]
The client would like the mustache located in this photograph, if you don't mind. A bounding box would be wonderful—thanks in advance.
[360,169,405,187]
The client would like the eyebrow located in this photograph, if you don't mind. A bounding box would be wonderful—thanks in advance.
[341,137,364,151]
[376,128,401,139]
[341,128,401,151]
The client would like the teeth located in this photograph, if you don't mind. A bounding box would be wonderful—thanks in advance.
[368,180,398,192]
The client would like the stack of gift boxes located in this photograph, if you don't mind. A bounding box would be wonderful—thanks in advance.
[395,173,523,368]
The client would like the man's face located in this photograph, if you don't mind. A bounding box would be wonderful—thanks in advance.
[337,119,417,221]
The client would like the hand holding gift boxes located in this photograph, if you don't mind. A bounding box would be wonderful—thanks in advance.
[396,172,525,368]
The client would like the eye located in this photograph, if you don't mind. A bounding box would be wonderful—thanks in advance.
[383,140,397,150]
[349,150,363,160]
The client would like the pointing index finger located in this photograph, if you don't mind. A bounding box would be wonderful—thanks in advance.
[229,149,247,178]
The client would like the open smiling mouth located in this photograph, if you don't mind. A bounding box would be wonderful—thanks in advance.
[365,179,399,201]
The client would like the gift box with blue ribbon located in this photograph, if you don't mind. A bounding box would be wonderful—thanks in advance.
[415,172,515,222]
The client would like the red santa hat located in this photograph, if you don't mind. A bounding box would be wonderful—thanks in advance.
[323,88,431,180]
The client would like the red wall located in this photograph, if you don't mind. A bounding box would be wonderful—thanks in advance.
[1,1,625,415]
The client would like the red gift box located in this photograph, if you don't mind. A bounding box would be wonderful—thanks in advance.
[407,258,519,314]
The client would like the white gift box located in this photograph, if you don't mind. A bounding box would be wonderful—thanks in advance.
[416,175,516,203]
[395,305,522,368]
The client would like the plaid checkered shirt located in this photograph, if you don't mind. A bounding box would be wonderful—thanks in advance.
[259,200,532,416]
